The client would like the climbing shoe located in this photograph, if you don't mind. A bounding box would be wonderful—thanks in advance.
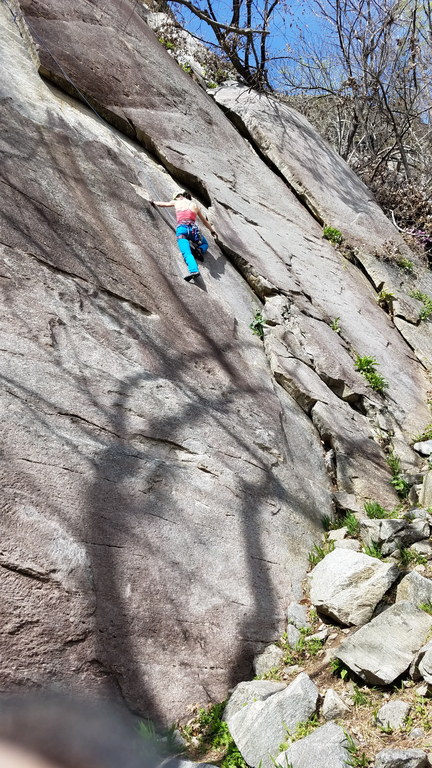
[184,271,200,281]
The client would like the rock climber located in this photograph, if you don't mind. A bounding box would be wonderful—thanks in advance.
[152,191,216,281]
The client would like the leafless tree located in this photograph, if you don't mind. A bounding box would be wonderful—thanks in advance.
[280,0,432,237]
[166,0,285,89]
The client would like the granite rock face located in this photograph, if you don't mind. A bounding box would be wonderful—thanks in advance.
[0,0,331,722]
[0,0,431,725]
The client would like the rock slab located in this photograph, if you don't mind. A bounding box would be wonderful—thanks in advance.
[336,602,432,684]
[276,722,349,768]
[253,645,285,677]
[223,681,286,722]
[227,673,318,768]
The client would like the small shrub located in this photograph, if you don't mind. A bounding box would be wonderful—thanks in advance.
[399,548,428,567]
[377,288,395,313]
[363,541,384,559]
[323,226,343,245]
[249,311,266,340]
[330,658,350,680]
[308,538,335,567]
[256,665,281,681]
[138,721,182,756]
[322,514,333,532]
[397,257,414,273]
[414,423,432,442]
[352,684,370,708]
[364,501,388,519]
[330,317,341,333]
[354,354,387,393]
[387,452,411,498]
[345,732,369,768]
[159,37,175,50]
[419,602,432,615]
[410,290,432,321]
[180,702,247,768]
[295,633,323,657]
[343,512,360,537]
[290,714,320,741]
[181,62,193,75]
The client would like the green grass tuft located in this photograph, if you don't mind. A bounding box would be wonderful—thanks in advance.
[364,501,388,519]
[249,311,266,340]
[387,452,411,498]
[308,538,335,567]
[363,541,384,559]
[323,226,343,245]
[354,354,387,393]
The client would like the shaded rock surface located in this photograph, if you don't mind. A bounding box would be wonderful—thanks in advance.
[227,673,318,768]
[336,602,432,684]
[309,549,399,625]
[0,0,431,725]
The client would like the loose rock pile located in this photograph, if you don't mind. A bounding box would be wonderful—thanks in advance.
[178,497,432,768]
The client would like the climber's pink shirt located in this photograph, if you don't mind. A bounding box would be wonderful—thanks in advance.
[176,208,197,224]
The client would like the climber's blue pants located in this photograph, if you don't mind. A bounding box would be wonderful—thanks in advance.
[176,225,208,273]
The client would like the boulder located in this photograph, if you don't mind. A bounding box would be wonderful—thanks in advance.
[285,624,301,649]
[328,527,348,542]
[374,749,428,768]
[223,681,286,722]
[309,549,399,626]
[276,722,349,768]
[253,645,285,677]
[322,689,350,721]
[287,603,310,630]
[396,572,432,608]
[360,518,430,555]
[419,646,432,684]
[376,700,411,730]
[227,673,318,768]
[336,602,432,684]
[413,441,432,456]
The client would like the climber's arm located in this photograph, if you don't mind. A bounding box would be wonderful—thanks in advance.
[152,200,175,207]
[197,207,216,235]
